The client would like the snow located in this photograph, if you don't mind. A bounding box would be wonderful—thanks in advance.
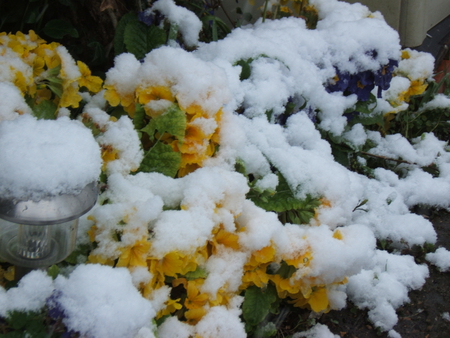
[426,247,450,272]
[0,0,449,336]
[53,264,156,338]
[149,0,202,48]
[0,270,54,317]
[0,115,101,201]
[293,323,339,338]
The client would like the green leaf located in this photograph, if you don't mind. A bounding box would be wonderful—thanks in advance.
[184,266,208,280]
[5,311,45,333]
[168,23,179,43]
[254,322,277,337]
[64,243,91,264]
[235,58,253,81]
[47,265,60,280]
[234,158,247,175]
[242,285,278,328]
[138,142,181,177]
[43,19,78,39]
[141,104,186,143]
[350,111,384,127]
[271,261,297,279]
[46,65,61,78]
[32,99,57,120]
[133,104,147,130]
[114,12,139,56]
[249,173,321,214]
[46,82,63,98]
[124,20,166,60]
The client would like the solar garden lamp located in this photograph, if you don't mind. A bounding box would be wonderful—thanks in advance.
[0,115,101,280]
[0,182,97,279]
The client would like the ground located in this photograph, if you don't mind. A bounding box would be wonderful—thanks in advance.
[275,210,450,338]
[271,210,450,338]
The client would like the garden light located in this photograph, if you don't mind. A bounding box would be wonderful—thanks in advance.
[0,182,97,278]
[0,115,102,279]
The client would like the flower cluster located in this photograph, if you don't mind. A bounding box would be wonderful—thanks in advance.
[326,57,399,102]
[102,48,228,177]
[0,31,102,121]
[85,168,350,331]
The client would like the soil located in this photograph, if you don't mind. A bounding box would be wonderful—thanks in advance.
[319,210,450,338]
[273,210,450,338]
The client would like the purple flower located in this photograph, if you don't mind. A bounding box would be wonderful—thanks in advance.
[138,10,164,26]
[348,71,375,101]
[374,59,399,97]
[326,69,350,93]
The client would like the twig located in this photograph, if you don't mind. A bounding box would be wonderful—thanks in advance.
[358,151,417,165]
[218,0,236,28]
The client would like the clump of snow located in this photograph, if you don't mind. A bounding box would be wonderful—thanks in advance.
[96,116,144,175]
[195,303,246,338]
[54,264,156,338]
[0,270,54,317]
[293,323,339,338]
[56,46,81,82]
[420,94,450,111]
[104,53,141,97]
[149,0,202,47]
[396,48,435,81]
[0,115,101,201]
[0,82,33,121]
[426,247,450,272]
[140,46,231,116]
[158,317,194,338]
[346,250,429,331]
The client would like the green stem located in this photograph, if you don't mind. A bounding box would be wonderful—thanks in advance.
[262,0,270,23]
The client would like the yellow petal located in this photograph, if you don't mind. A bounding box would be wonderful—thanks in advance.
[308,287,329,313]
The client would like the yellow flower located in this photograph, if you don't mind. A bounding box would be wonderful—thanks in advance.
[77,61,103,93]
[137,85,174,105]
[87,253,115,266]
[87,224,98,242]
[28,30,46,45]
[252,244,276,264]
[180,103,208,122]
[34,87,53,104]
[159,251,197,277]
[242,264,271,289]
[58,82,82,108]
[209,227,240,255]
[101,145,119,171]
[185,279,209,310]
[398,79,428,103]
[103,84,136,116]
[283,250,312,268]
[241,244,276,289]
[145,259,166,293]
[270,274,302,298]
[401,50,411,59]
[13,70,29,95]
[157,298,183,319]
[172,278,209,325]
[185,307,207,325]
[0,266,15,285]
[307,286,329,313]
[35,42,61,69]
[209,287,233,307]
[116,238,151,268]
[104,85,121,106]
[31,53,45,74]
[332,229,343,240]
